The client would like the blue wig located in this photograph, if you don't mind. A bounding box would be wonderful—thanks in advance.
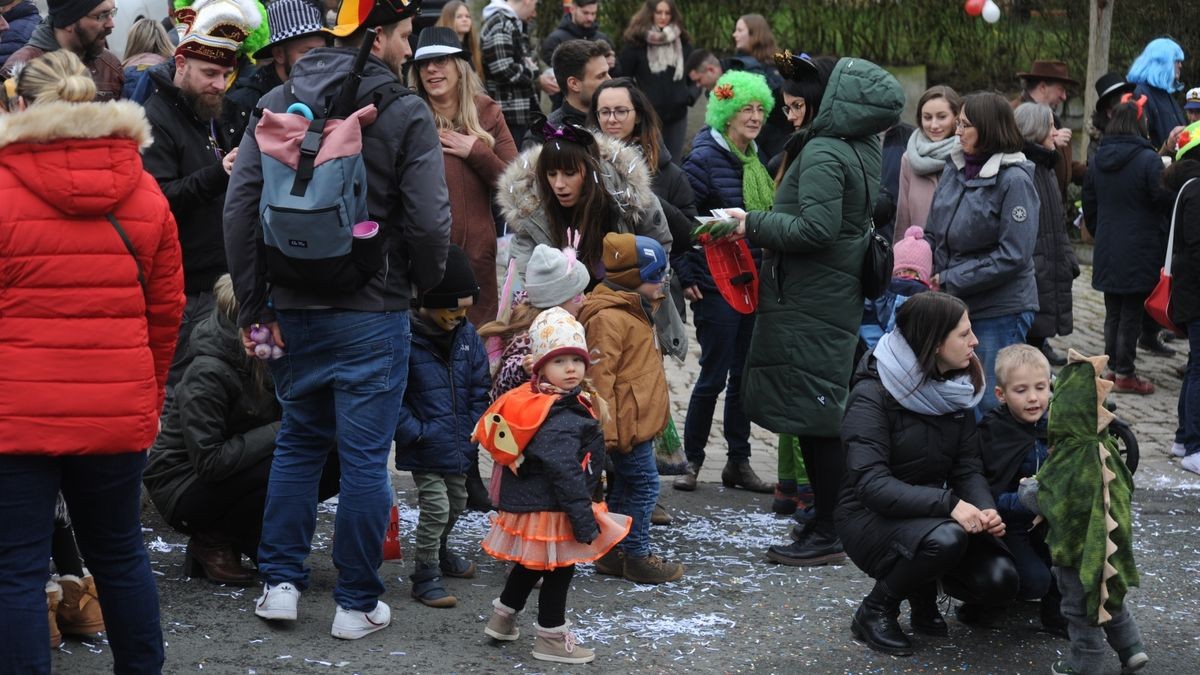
[1127,38,1184,93]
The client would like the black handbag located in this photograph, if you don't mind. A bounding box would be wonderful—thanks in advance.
[847,142,893,300]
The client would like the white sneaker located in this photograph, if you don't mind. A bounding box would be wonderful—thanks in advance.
[331,600,391,640]
[1171,442,1187,458]
[254,582,300,621]
[1181,452,1200,475]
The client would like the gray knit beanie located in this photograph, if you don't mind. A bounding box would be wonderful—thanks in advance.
[524,244,590,308]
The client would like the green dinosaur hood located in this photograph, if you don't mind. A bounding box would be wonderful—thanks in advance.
[1039,351,1138,626]
[809,57,905,140]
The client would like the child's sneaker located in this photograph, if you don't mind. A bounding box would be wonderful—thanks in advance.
[254,582,300,621]
[438,546,477,579]
[1050,661,1079,675]
[1181,452,1200,475]
[1119,644,1149,673]
[484,598,520,641]
[532,621,594,664]
[1170,441,1187,458]
[411,562,457,608]
[331,600,391,640]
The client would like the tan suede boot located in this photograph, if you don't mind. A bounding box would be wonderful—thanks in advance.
[56,573,106,635]
[483,598,520,641]
[532,621,594,664]
[47,580,62,649]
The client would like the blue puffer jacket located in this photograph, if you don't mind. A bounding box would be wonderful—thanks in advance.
[0,2,39,65]
[680,127,764,294]
[394,314,490,475]
[1082,134,1172,294]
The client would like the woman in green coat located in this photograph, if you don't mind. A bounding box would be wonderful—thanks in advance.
[728,54,904,566]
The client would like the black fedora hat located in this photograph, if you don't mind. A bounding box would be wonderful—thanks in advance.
[1094,72,1136,103]
[412,26,466,63]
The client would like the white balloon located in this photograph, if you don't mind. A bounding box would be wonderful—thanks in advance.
[982,0,1001,23]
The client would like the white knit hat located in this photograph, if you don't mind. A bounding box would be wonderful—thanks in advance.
[524,244,590,309]
[529,307,590,375]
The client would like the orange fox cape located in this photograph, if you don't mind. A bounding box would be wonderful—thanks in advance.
[473,384,595,472]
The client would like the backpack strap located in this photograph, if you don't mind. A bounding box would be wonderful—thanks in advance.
[292,116,328,197]
[105,214,148,300]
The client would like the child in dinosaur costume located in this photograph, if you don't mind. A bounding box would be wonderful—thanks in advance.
[1031,350,1148,675]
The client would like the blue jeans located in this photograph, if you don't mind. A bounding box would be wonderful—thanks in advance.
[1005,525,1052,601]
[0,452,163,675]
[1176,321,1200,455]
[973,311,1034,413]
[608,441,658,558]
[260,309,410,612]
[683,294,754,464]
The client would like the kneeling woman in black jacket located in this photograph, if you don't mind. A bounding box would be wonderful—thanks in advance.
[836,292,1018,655]
[144,275,339,584]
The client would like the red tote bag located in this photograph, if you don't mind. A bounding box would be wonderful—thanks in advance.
[1145,178,1199,337]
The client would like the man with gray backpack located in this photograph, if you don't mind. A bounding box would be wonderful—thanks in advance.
[223,0,450,640]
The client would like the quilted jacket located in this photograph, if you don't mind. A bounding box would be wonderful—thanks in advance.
[0,100,185,455]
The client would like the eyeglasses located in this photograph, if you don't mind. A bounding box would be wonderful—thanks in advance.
[597,107,633,121]
[956,119,974,130]
[88,7,118,22]
[418,55,454,70]
[783,101,806,115]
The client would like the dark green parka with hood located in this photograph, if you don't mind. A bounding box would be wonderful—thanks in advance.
[743,58,904,437]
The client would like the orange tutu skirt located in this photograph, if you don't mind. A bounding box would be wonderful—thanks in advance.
[481,503,632,571]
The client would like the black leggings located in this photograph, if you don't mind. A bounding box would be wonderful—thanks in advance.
[500,564,575,628]
[796,436,846,528]
[880,522,1019,602]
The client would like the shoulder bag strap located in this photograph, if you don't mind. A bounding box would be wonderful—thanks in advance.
[844,139,875,232]
[105,213,148,298]
[1164,177,1200,276]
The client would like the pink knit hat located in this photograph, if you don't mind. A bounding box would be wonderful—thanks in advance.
[892,226,933,282]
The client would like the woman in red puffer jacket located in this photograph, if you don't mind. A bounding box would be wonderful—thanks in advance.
[0,51,184,674]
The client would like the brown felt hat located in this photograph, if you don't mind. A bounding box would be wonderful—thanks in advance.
[1016,60,1080,89]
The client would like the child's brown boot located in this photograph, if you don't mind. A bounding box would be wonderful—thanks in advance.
[56,573,106,635]
[46,580,62,649]
[483,598,520,641]
[532,621,594,664]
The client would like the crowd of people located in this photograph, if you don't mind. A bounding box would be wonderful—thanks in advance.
[0,0,1198,673]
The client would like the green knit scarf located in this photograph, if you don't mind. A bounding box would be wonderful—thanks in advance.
[724,134,775,212]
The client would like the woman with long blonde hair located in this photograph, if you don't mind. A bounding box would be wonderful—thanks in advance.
[437,0,485,81]
[409,26,518,327]
[121,17,175,99]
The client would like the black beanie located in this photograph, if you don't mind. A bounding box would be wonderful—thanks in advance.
[49,0,106,28]
[419,245,480,309]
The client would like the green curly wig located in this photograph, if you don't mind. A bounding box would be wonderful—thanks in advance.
[704,70,775,133]
[174,0,271,62]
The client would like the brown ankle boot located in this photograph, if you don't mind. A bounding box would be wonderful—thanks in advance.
[623,553,684,584]
[672,461,701,491]
[56,573,106,635]
[185,533,257,585]
[46,580,62,649]
[720,461,773,493]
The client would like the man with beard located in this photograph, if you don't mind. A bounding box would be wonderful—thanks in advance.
[223,0,450,638]
[227,0,330,116]
[143,0,261,387]
[1,0,123,99]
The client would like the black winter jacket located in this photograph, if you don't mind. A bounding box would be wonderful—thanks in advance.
[618,39,694,124]
[1167,160,1200,326]
[495,392,602,544]
[1025,142,1079,338]
[835,355,995,579]
[977,405,1046,527]
[540,14,614,68]
[652,144,697,257]
[1083,134,1172,294]
[143,310,281,524]
[143,63,235,294]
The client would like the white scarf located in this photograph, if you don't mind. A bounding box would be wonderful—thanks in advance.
[645,25,683,80]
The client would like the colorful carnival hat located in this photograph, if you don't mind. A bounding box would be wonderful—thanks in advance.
[174,0,266,67]
[329,0,422,38]
[1177,120,1200,162]
[253,0,329,60]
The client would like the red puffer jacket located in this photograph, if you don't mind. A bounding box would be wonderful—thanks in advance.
[0,100,185,456]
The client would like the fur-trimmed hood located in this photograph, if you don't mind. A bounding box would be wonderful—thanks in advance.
[496,131,660,238]
[0,101,155,216]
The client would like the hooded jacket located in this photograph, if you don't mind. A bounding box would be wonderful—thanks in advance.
[143,309,280,523]
[1082,134,1172,294]
[1166,160,1200,325]
[1024,141,1079,338]
[143,61,236,295]
[926,149,1040,319]
[0,1,39,64]
[835,354,994,579]
[223,47,451,328]
[393,314,491,475]
[497,131,671,280]
[577,285,668,453]
[0,101,185,455]
[2,19,124,100]
[742,57,904,437]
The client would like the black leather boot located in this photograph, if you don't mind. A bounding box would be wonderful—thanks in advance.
[1139,331,1176,356]
[908,582,948,636]
[852,583,913,655]
[766,522,846,566]
[720,461,773,493]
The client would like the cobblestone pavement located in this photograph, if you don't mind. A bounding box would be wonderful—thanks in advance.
[664,263,1200,492]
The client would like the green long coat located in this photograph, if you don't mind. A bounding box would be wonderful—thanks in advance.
[743,58,904,437]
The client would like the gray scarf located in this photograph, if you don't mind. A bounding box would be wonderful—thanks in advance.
[645,25,683,80]
[904,129,959,177]
[874,329,983,416]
